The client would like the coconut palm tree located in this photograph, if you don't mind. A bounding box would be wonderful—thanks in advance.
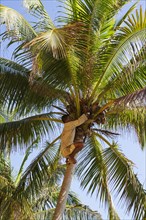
[0,142,101,220]
[0,0,146,219]
[0,109,19,163]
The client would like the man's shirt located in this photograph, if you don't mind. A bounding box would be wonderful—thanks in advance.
[60,114,88,154]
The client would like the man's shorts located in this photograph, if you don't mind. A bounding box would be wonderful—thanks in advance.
[61,144,76,157]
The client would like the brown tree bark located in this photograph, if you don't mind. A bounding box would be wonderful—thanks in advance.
[52,163,75,220]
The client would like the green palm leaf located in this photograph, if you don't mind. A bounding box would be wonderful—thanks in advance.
[0,58,69,113]
[103,144,146,219]
[15,139,39,186]
[91,6,146,100]
[97,51,146,101]
[0,156,12,183]
[15,138,61,200]
[34,195,102,220]
[76,135,120,220]
[115,1,138,27]
[0,113,61,150]
[106,108,146,148]
[63,0,129,25]
[63,204,102,220]
[33,185,102,220]
[0,156,34,220]
[0,114,5,123]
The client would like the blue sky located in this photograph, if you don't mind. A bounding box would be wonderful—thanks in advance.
[1,0,146,219]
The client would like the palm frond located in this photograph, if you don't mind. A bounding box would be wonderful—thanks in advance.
[106,108,146,148]
[15,139,39,186]
[0,57,30,110]
[93,128,119,139]
[133,120,146,149]
[91,6,146,100]
[0,141,63,220]
[62,0,129,25]
[15,137,61,201]
[0,113,61,150]
[76,135,120,220]
[24,21,89,98]
[115,1,138,28]
[25,28,67,59]
[0,156,34,220]
[0,57,30,76]
[113,87,146,108]
[23,0,54,31]
[63,204,103,220]
[97,50,146,101]
[33,184,103,220]
[103,144,146,219]
[0,155,12,183]
[31,169,80,213]
[0,4,36,42]
[0,58,69,114]
[28,51,72,89]
[32,184,61,211]
[34,204,102,220]
[0,115,5,123]
[0,196,34,220]
[59,0,128,92]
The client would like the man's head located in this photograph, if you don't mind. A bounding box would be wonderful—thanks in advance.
[62,114,71,123]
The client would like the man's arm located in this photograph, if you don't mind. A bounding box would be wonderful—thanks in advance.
[72,114,88,127]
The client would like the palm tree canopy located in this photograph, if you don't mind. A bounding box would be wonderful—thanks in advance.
[0,0,146,219]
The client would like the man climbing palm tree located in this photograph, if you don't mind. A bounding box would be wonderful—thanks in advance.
[61,114,88,164]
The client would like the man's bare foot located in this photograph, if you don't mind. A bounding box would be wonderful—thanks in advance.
[66,156,77,164]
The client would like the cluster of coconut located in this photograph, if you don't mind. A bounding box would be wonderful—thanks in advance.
[66,99,106,125]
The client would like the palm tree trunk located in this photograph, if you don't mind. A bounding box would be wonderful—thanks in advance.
[52,163,75,220]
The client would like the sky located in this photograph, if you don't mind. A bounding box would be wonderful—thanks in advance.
[1,0,146,219]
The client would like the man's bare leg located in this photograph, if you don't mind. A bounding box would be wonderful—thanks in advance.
[66,143,84,164]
